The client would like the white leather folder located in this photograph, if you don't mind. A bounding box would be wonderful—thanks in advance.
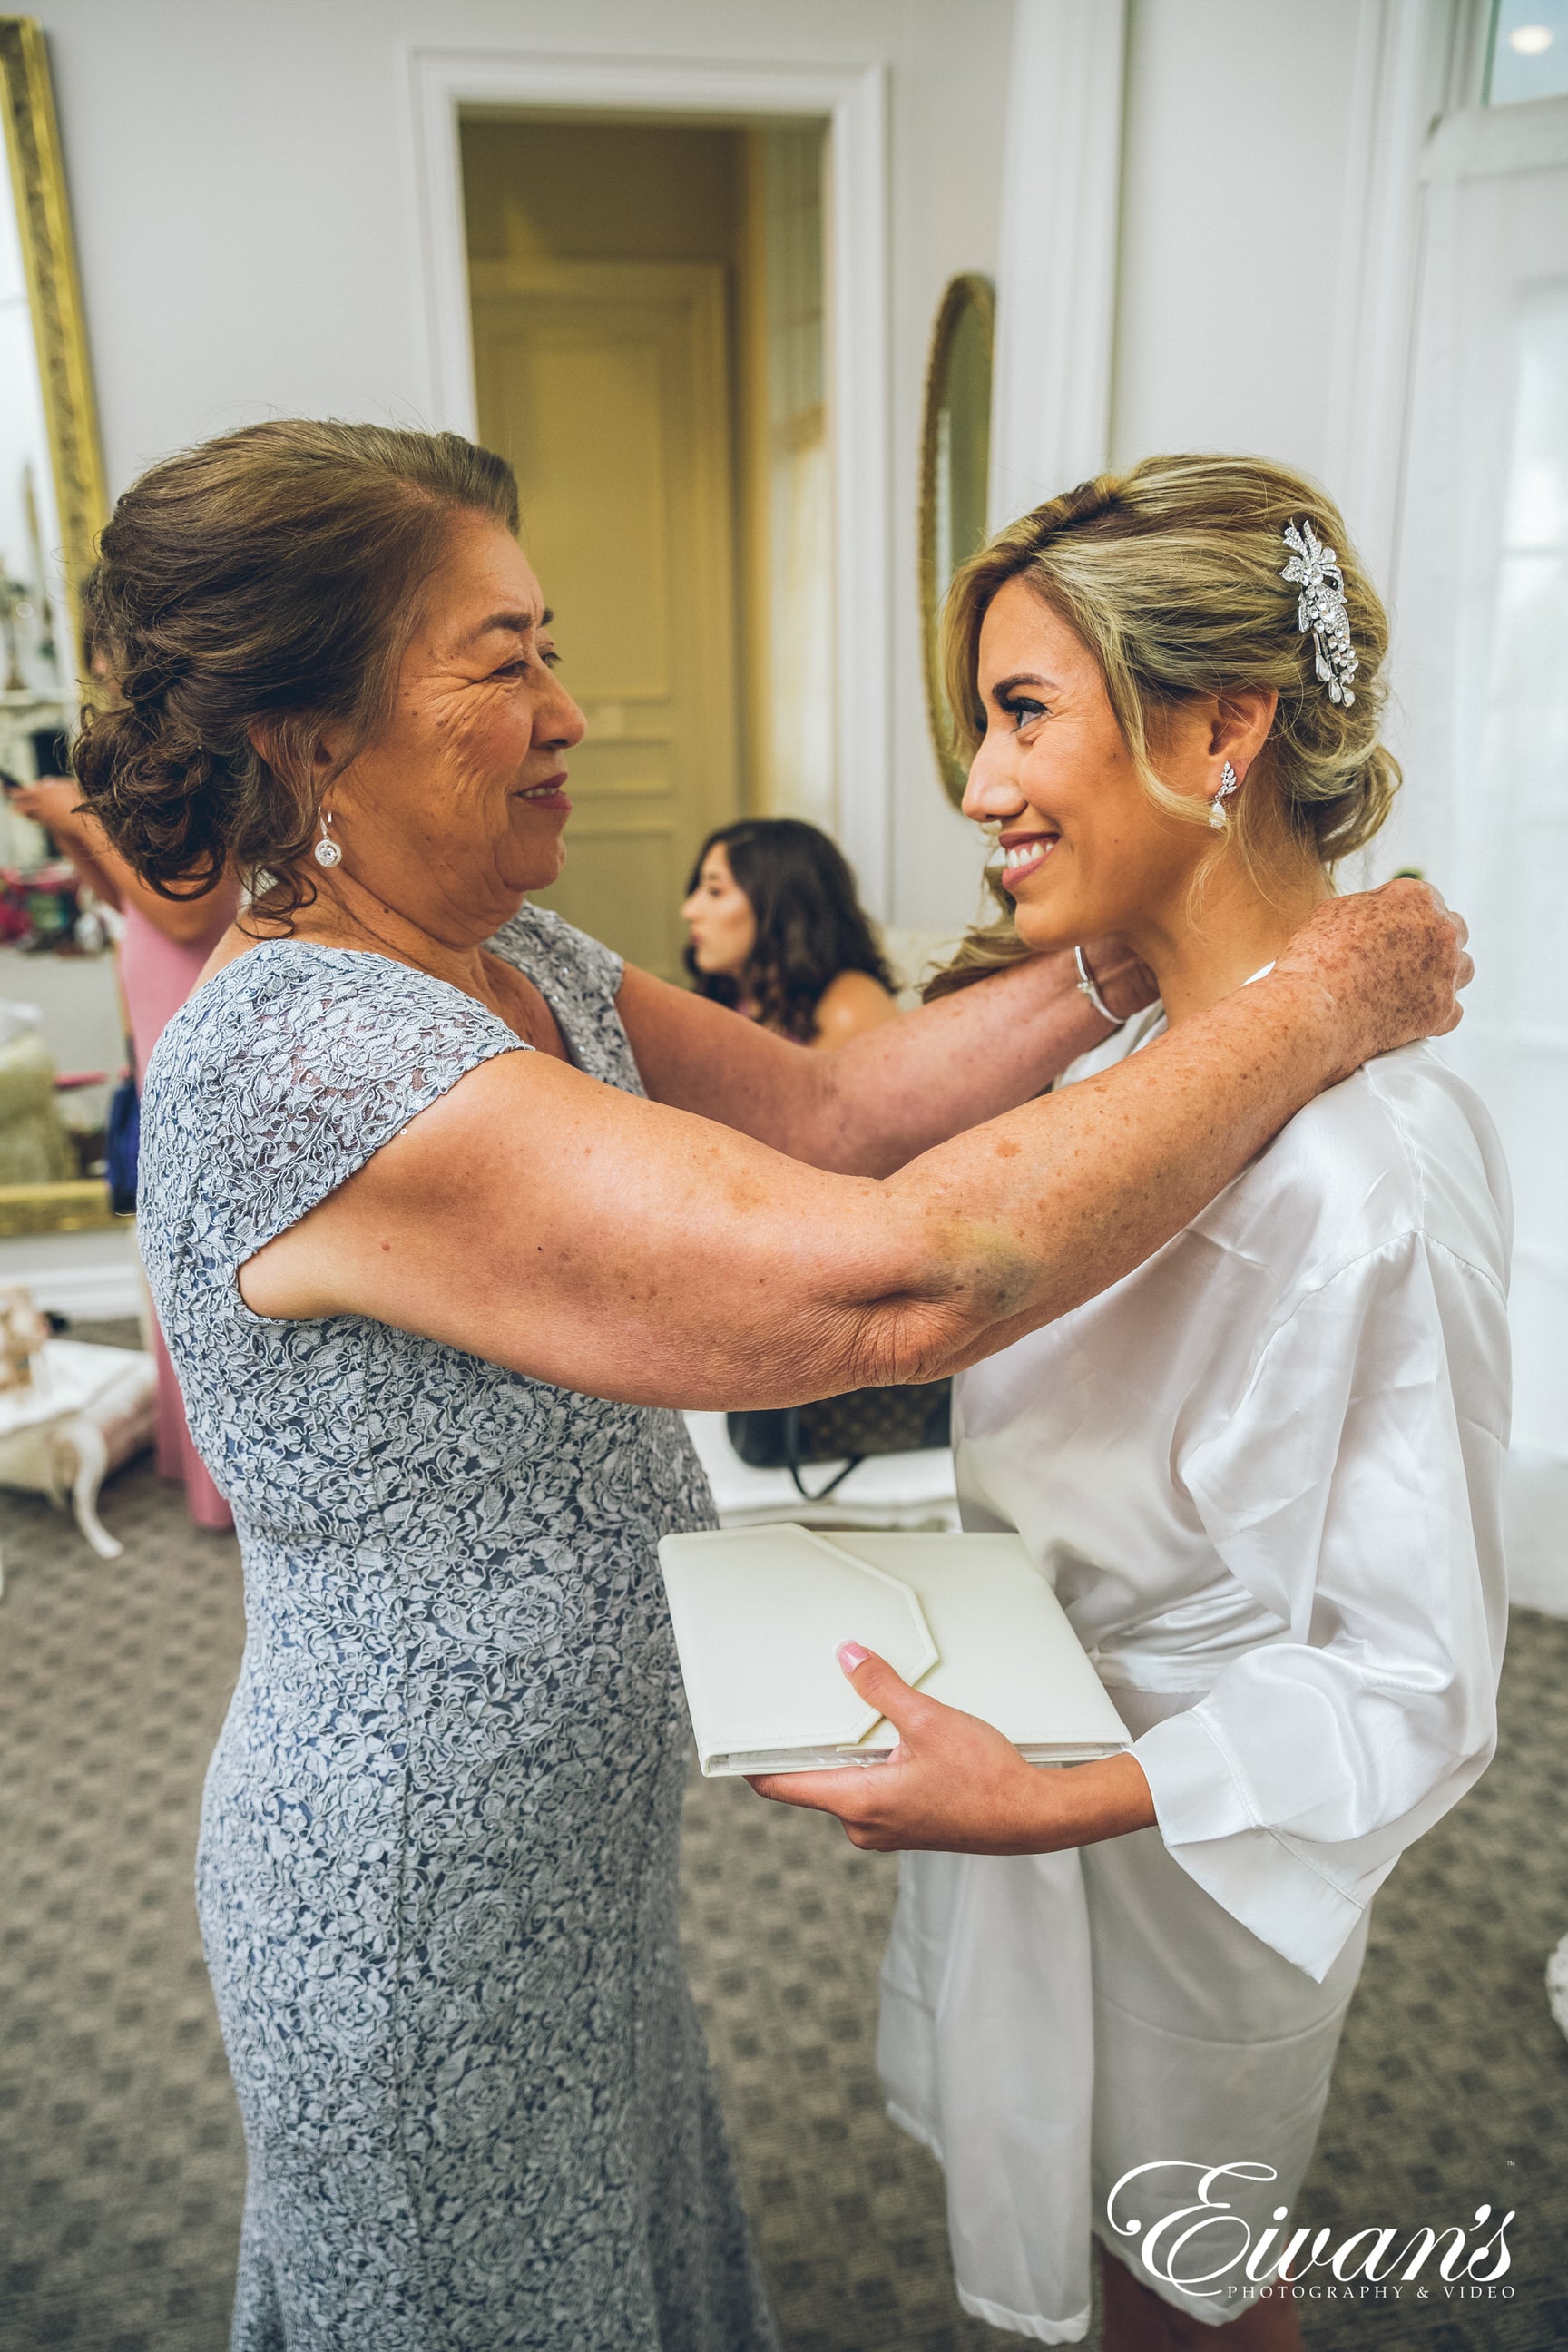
[657,1521,1130,1777]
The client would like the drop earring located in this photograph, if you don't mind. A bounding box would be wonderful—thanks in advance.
[1209,761,1240,831]
[313,809,342,867]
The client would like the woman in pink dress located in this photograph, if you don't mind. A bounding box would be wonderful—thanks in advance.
[11,772,238,1529]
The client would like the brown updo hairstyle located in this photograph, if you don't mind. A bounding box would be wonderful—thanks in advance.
[73,419,519,923]
[926,453,1400,997]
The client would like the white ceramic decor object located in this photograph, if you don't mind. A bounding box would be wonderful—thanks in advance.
[0,1338,157,1596]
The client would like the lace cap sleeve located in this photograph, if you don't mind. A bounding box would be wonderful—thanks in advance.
[140,943,527,1275]
[489,903,623,999]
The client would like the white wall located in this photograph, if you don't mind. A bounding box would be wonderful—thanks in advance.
[1111,0,1369,485]
[33,0,1446,933]
[34,0,1012,931]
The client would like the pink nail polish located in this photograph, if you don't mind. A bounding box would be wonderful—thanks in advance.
[838,1641,870,1672]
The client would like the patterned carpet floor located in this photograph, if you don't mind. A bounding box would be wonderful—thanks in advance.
[2,1355,1565,2351]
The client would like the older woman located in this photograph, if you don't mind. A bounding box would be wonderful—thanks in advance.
[74,421,1466,2352]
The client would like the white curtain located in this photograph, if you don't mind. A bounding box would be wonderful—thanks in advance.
[1390,97,1568,1609]
[986,0,1124,530]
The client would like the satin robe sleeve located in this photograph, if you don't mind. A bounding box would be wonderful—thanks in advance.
[1132,1230,1511,1982]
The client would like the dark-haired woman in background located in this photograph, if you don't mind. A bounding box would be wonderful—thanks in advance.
[681,818,898,1049]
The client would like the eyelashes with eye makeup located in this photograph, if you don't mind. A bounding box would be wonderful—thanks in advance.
[997,691,1049,729]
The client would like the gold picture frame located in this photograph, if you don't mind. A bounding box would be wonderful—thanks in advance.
[0,14,106,644]
[918,273,995,808]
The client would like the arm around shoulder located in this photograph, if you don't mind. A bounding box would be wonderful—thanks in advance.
[236,878,1470,1413]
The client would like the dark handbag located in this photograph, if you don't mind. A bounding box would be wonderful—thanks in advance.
[105,1053,139,1216]
[727,1378,952,1502]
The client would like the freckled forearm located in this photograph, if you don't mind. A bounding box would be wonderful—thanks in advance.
[809,952,1113,1175]
[299,955,1361,1412]
[619,955,1113,1176]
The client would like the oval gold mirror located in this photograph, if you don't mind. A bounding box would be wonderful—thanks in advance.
[1,16,115,1241]
[919,273,995,807]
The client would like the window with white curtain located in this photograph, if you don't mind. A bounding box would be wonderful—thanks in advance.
[1391,94,1568,1604]
[1475,287,1568,1460]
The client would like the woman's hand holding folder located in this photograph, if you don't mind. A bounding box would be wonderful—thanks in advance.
[748,1642,1157,1854]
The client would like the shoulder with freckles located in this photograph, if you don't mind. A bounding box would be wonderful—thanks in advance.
[1187,1041,1511,1303]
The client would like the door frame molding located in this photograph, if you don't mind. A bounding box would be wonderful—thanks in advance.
[406,45,891,911]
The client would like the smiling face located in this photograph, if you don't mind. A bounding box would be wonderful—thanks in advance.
[681,843,758,980]
[963,575,1245,965]
[322,515,585,944]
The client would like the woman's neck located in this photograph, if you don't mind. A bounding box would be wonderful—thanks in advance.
[1132,852,1330,1029]
[267,867,513,996]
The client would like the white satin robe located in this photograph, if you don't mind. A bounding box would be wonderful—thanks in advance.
[877,1016,1512,2340]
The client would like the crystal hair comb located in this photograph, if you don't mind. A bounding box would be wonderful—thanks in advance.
[1281,520,1357,707]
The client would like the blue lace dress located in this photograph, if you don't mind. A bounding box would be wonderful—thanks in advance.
[138,906,778,2352]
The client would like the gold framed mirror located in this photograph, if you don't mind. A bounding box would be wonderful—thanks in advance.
[918,272,995,808]
[0,15,117,1241]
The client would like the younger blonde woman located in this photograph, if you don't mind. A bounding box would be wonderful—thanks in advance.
[751,457,1510,2349]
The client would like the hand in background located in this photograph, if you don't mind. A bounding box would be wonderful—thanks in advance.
[5,778,231,943]
[7,776,85,840]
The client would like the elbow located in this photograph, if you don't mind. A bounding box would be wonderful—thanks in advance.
[768,1201,1039,1398]
[734,1290,973,1412]
[855,1220,1041,1383]
[845,1288,1004,1390]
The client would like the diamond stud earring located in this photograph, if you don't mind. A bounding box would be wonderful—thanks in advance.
[1209,761,1240,831]
[313,810,342,868]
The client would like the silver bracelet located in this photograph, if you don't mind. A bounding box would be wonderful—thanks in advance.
[1074,945,1125,1029]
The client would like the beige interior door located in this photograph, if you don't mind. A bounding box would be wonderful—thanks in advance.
[470,258,741,981]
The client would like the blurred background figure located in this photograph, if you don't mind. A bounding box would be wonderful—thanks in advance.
[681,817,898,1049]
[8,769,237,1534]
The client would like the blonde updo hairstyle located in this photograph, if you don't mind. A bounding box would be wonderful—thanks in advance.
[926,454,1398,997]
